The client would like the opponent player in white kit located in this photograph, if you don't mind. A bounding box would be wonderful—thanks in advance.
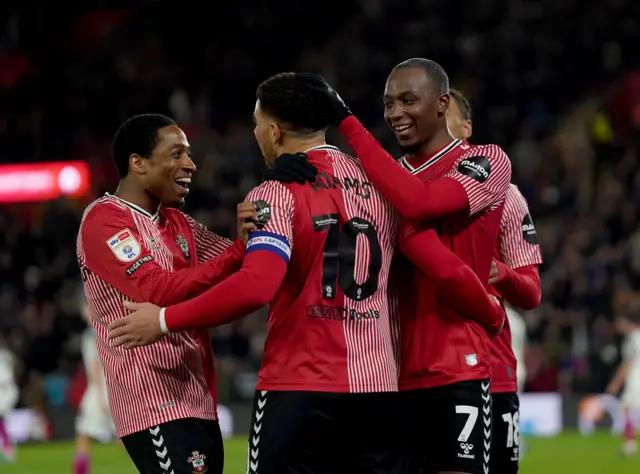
[608,311,640,456]
[73,294,116,474]
[0,336,17,463]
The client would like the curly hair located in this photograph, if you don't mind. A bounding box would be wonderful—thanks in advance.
[450,88,472,121]
[111,114,176,178]
[256,72,330,134]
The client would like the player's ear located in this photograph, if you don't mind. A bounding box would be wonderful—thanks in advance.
[129,154,148,175]
[463,120,473,140]
[270,122,284,146]
[438,93,450,117]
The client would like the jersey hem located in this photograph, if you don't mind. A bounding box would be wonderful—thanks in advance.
[256,382,398,393]
[490,381,518,393]
[398,371,490,391]
[115,411,218,439]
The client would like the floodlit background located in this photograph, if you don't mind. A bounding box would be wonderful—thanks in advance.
[1,0,640,472]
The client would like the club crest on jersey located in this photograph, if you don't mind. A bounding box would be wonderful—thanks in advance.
[458,155,491,183]
[252,199,271,228]
[187,451,207,473]
[176,234,190,259]
[521,213,538,245]
[106,228,141,262]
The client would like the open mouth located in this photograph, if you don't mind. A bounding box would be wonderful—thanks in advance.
[393,123,414,139]
[174,177,191,194]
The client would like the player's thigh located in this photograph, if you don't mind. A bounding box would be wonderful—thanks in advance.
[346,392,411,474]
[426,379,492,474]
[121,418,223,474]
[246,390,343,474]
[490,392,520,474]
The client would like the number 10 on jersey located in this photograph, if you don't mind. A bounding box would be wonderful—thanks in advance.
[313,214,382,302]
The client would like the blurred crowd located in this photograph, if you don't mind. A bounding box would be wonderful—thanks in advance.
[1,0,640,416]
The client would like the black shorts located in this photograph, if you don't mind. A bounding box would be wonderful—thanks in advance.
[490,392,520,474]
[121,418,223,474]
[403,379,492,474]
[245,390,407,474]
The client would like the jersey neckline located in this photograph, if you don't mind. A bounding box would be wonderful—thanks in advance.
[400,139,463,175]
[105,193,160,223]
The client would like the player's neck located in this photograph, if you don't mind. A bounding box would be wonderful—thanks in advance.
[271,137,327,164]
[114,180,160,215]
[410,127,455,159]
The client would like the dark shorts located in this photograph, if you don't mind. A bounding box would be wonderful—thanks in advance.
[490,392,520,474]
[403,379,492,474]
[245,390,407,474]
[121,418,223,474]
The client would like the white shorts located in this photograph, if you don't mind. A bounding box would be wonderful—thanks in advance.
[621,379,640,411]
[75,387,115,442]
[0,382,18,416]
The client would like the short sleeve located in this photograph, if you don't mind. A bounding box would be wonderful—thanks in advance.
[444,144,512,216]
[244,181,296,263]
[498,185,544,269]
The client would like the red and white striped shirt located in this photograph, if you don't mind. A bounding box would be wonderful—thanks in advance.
[490,184,543,393]
[77,194,243,437]
[497,184,543,269]
[247,145,401,393]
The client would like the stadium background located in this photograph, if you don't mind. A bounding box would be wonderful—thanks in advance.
[1,0,640,472]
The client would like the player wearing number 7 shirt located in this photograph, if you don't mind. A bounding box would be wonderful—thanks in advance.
[109,73,505,474]
[304,61,513,474]
[448,88,543,474]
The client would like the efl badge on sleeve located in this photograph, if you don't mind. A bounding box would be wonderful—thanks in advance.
[106,229,141,262]
[187,451,207,473]
[176,234,190,260]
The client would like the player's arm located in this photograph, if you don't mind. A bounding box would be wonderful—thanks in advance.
[161,182,295,332]
[399,225,504,335]
[338,116,511,219]
[492,188,544,309]
[607,355,633,395]
[184,202,257,263]
[80,204,245,307]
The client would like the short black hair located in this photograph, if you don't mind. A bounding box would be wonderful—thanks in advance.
[111,114,176,178]
[450,88,472,120]
[393,58,449,95]
[256,72,329,134]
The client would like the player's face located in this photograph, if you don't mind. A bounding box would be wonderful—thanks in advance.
[383,67,449,152]
[142,125,195,208]
[253,100,282,164]
[446,98,472,140]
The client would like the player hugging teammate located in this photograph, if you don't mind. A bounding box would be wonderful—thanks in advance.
[93,61,543,474]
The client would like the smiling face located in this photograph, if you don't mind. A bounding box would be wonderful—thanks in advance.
[383,67,449,154]
[131,125,195,208]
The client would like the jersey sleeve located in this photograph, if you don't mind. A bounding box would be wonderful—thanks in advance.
[497,186,543,268]
[443,144,511,216]
[78,202,245,307]
[244,181,295,263]
[182,213,234,264]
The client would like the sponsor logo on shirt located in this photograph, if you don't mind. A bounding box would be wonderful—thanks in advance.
[521,213,538,245]
[106,228,141,262]
[306,305,380,321]
[252,200,272,228]
[126,255,153,275]
[458,156,491,183]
